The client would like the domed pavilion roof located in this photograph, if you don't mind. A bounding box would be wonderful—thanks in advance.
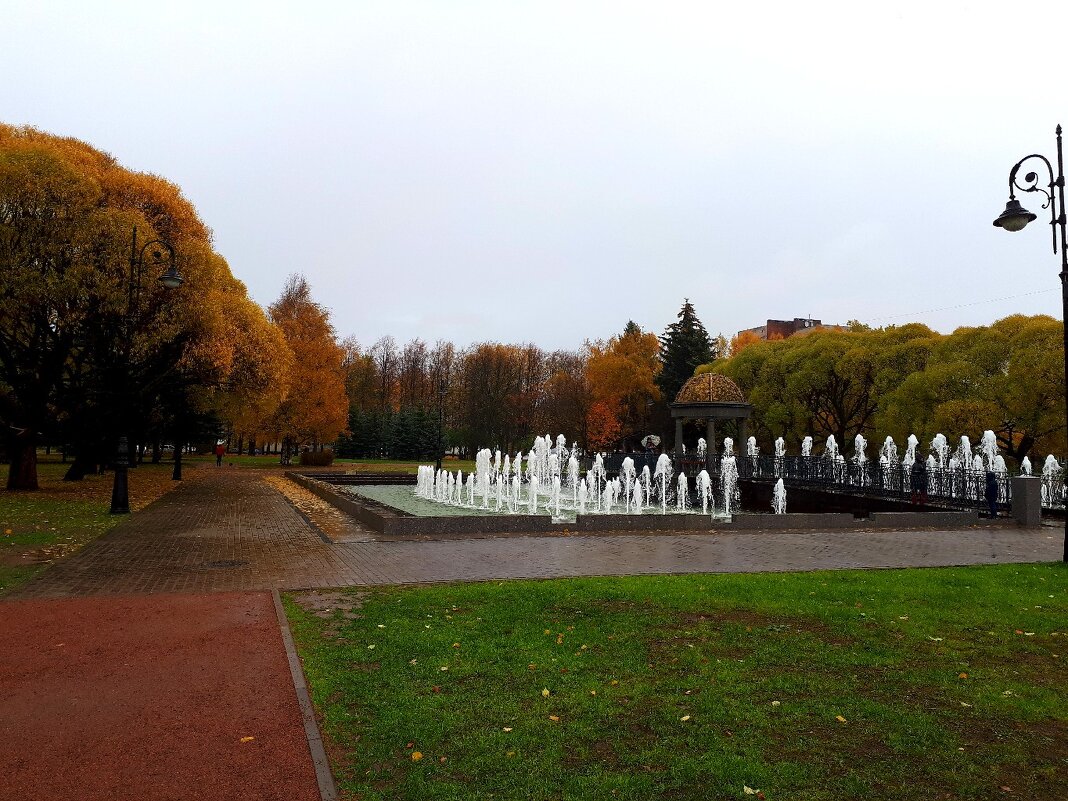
[674,373,746,405]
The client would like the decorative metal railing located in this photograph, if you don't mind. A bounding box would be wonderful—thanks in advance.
[721,455,1064,511]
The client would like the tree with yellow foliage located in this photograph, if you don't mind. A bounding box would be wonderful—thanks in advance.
[0,123,287,488]
[267,275,348,463]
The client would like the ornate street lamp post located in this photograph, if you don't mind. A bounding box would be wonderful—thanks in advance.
[992,124,1068,562]
[109,227,182,514]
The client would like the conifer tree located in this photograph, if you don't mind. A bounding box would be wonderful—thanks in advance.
[657,299,716,404]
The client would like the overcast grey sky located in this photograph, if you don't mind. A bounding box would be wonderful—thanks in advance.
[3,1,1067,350]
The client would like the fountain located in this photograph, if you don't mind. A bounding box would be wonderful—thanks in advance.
[979,430,999,472]
[771,478,787,514]
[930,434,949,469]
[676,473,689,511]
[1042,455,1062,507]
[801,436,813,457]
[697,469,712,514]
[654,454,673,514]
[720,450,739,516]
[880,436,898,465]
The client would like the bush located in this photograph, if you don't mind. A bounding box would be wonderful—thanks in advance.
[299,449,335,467]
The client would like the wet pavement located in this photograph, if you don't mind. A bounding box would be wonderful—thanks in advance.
[7,470,1061,600]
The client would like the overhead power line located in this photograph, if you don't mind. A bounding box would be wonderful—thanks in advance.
[866,287,1056,323]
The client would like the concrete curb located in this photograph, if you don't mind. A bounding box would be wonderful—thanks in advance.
[272,590,338,801]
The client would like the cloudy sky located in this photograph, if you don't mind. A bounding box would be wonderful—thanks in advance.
[3,1,1067,350]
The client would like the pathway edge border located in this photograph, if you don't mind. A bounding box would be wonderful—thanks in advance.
[272,589,338,801]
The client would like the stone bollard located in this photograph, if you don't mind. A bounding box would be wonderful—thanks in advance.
[1011,476,1042,527]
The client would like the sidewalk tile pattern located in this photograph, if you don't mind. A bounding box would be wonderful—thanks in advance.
[8,471,1061,600]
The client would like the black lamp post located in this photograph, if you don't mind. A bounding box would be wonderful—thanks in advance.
[109,226,182,514]
[435,376,447,472]
[992,124,1068,562]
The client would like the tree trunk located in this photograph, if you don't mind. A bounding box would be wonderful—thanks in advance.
[64,450,95,481]
[6,429,39,490]
[237,435,244,455]
[151,438,162,464]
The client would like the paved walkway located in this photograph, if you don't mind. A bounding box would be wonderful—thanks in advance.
[1,469,1061,801]
[0,592,320,801]
[8,470,1062,600]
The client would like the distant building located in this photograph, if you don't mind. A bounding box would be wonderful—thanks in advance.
[736,317,846,341]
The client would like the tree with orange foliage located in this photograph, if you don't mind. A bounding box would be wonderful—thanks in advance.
[0,124,284,488]
[267,275,348,463]
[728,330,763,357]
[585,321,661,450]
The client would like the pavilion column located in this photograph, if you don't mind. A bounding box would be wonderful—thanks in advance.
[706,419,716,466]
[674,418,684,458]
[739,418,748,451]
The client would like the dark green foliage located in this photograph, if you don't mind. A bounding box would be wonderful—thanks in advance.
[657,299,716,404]
[336,407,441,459]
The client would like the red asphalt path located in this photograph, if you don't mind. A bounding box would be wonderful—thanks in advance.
[0,592,320,801]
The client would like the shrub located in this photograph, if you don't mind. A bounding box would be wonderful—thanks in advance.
[299,449,335,467]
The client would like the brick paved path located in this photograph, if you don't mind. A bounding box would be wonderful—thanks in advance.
[8,470,1062,600]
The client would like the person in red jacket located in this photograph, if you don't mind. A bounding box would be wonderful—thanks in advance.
[214,442,225,467]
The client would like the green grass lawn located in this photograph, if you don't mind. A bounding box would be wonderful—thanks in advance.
[286,564,1067,800]
[1,459,180,595]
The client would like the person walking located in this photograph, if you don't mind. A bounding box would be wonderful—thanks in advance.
[984,471,999,518]
[214,442,225,467]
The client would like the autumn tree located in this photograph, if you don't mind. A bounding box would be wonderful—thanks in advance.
[585,321,661,450]
[879,315,1064,462]
[267,275,348,462]
[0,124,281,489]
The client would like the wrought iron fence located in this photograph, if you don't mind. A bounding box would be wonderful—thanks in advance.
[589,452,1065,511]
[722,455,1064,511]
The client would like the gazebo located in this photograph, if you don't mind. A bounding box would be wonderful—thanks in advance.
[670,373,753,463]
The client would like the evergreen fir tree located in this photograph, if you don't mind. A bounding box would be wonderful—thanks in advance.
[657,299,716,404]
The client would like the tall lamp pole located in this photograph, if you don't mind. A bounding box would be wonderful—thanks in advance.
[991,124,1068,562]
[110,227,182,514]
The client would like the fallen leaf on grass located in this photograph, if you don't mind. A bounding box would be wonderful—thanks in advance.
[927,637,943,642]
[960,702,973,708]
[439,756,446,764]
[240,736,255,743]
[680,715,691,722]
[411,751,423,761]
[743,786,760,796]
[440,666,448,671]
[367,644,376,650]
[548,715,560,722]
[542,688,550,697]
[502,727,513,732]
[958,672,968,679]
[771,701,781,707]
[506,751,515,757]
[452,642,461,648]
[836,715,847,724]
